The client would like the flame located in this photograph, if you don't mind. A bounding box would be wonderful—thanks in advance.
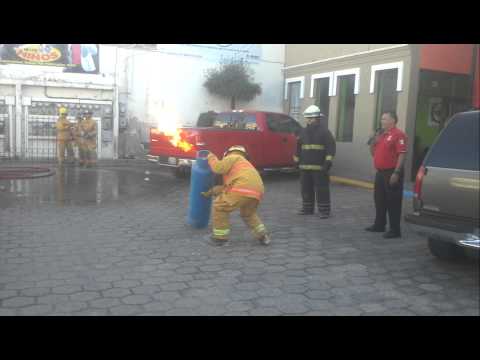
[164,129,194,153]
[155,106,194,153]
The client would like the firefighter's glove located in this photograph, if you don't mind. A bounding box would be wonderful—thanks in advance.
[201,185,223,198]
[324,160,332,172]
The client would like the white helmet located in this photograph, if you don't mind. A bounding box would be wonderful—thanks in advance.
[224,145,248,158]
[303,105,324,118]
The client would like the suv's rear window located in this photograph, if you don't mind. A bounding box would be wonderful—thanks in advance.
[213,113,257,130]
[425,112,479,171]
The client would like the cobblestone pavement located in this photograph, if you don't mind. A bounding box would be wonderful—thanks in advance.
[0,164,478,316]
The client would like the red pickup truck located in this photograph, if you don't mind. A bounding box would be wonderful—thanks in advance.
[148,110,301,177]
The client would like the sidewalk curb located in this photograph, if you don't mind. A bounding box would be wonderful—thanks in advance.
[330,176,374,190]
[331,175,415,199]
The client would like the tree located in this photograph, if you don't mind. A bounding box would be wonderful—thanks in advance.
[203,59,262,110]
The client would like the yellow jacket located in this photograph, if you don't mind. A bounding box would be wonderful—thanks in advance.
[55,116,73,141]
[73,122,82,142]
[207,153,264,201]
[79,118,97,141]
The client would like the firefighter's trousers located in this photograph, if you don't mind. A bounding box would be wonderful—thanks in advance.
[300,170,331,215]
[76,140,86,165]
[82,139,97,165]
[212,192,267,241]
[57,140,74,165]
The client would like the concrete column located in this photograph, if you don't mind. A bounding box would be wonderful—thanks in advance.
[112,47,120,159]
[15,82,22,159]
[404,45,421,182]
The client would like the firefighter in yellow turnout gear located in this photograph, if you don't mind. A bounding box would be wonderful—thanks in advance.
[204,145,271,246]
[55,107,75,166]
[79,110,97,167]
[73,115,85,166]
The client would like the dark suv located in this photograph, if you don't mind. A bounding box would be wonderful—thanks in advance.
[405,110,479,260]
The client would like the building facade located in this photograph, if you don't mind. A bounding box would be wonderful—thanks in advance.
[0,44,120,161]
[0,44,286,161]
[283,44,478,182]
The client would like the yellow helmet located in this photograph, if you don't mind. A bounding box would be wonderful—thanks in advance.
[58,107,68,116]
[224,145,248,158]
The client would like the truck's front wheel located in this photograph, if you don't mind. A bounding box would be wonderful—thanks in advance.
[172,166,189,179]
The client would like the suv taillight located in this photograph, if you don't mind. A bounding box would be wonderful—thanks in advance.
[414,166,426,200]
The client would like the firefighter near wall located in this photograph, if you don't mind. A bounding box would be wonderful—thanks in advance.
[78,110,97,167]
[187,150,214,229]
[295,105,336,218]
[55,106,75,166]
[203,145,271,246]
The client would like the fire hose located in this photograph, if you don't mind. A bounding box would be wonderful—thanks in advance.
[0,166,56,180]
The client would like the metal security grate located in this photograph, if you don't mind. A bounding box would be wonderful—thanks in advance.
[25,103,100,162]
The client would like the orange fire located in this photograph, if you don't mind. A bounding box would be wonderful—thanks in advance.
[154,106,194,152]
[164,129,194,153]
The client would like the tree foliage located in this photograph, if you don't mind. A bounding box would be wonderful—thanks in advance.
[203,59,262,109]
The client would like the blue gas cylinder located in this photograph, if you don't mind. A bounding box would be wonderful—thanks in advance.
[187,150,214,229]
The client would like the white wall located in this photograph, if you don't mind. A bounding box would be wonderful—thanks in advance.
[125,44,285,130]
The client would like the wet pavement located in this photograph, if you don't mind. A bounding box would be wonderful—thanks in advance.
[0,163,478,316]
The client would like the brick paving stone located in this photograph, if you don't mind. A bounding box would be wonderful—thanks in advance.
[69,292,102,302]
[52,285,83,295]
[0,308,18,316]
[20,287,51,297]
[89,298,121,309]
[159,283,189,291]
[54,301,88,313]
[102,288,132,298]
[121,295,153,305]
[2,297,35,308]
[113,280,142,288]
[0,290,18,300]
[226,301,254,312]
[257,288,283,297]
[144,302,175,313]
[37,294,70,305]
[110,305,143,316]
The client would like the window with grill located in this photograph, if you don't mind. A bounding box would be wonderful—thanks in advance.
[314,77,330,118]
[287,82,301,121]
[336,74,356,142]
[374,69,398,129]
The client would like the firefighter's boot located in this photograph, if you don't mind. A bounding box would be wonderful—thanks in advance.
[297,208,314,215]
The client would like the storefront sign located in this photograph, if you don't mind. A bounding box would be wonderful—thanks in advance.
[0,44,100,74]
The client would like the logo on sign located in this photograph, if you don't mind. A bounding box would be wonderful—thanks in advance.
[15,44,61,63]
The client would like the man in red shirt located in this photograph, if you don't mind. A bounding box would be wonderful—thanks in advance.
[366,111,407,238]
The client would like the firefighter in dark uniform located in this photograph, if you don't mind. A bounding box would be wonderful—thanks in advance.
[294,105,336,218]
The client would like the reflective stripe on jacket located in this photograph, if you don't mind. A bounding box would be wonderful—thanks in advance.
[207,153,264,201]
[296,122,336,170]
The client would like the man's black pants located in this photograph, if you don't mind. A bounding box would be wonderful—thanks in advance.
[300,170,330,215]
[374,169,404,233]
